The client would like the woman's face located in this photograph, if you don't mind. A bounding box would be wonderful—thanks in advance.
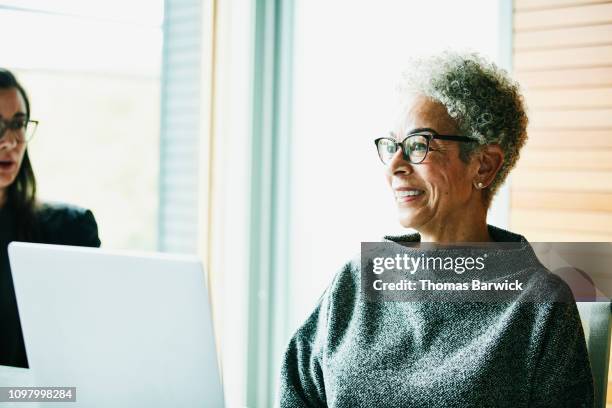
[386,95,479,232]
[0,88,28,200]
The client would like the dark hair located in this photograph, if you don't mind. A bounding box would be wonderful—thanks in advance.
[0,68,38,240]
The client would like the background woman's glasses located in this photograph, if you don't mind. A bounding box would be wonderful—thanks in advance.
[0,119,38,144]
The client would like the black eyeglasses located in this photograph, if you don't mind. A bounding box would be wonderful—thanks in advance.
[374,129,478,164]
[0,118,39,144]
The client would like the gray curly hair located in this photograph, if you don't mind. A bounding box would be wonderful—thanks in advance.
[398,51,528,204]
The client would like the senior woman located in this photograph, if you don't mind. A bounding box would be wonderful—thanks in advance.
[278,52,593,407]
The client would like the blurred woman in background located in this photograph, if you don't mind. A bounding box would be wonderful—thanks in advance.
[0,68,101,368]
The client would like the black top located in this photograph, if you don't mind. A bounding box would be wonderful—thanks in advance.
[0,202,101,368]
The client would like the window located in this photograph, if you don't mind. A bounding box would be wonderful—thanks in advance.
[288,0,504,330]
[1,0,163,249]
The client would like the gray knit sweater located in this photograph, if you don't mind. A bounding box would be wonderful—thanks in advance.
[278,225,594,407]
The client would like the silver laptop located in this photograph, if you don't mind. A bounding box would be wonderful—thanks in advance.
[4,242,224,408]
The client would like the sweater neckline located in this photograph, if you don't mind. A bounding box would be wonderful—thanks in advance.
[383,224,527,244]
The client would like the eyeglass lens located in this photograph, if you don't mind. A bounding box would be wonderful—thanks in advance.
[0,119,36,143]
[377,135,429,164]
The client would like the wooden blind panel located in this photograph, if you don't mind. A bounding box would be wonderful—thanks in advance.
[514,228,612,241]
[524,87,612,109]
[518,149,612,170]
[512,169,612,192]
[512,190,612,212]
[513,0,612,400]
[516,67,612,89]
[528,108,612,128]
[515,24,612,50]
[525,130,612,148]
[515,45,612,71]
[515,0,612,12]
[515,3,612,31]
[511,209,612,233]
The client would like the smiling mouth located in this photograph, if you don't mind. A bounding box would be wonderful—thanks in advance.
[395,189,425,203]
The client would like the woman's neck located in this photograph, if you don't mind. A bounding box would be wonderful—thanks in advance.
[417,206,491,243]
[419,223,491,243]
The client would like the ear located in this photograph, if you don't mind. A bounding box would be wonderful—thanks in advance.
[473,144,504,189]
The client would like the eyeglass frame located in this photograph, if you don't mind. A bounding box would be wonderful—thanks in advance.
[0,118,39,144]
[374,128,479,164]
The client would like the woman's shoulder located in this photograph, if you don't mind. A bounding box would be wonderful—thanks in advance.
[35,201,101,247]
[37,201,92,220]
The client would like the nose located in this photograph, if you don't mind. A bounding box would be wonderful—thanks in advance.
[386,148,413,177]
[0,131,18,151]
